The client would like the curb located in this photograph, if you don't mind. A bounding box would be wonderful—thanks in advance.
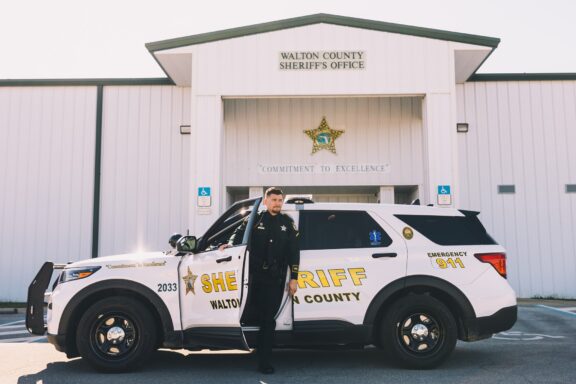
[0,308,26,315]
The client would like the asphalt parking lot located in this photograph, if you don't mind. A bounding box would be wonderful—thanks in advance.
[1,301,575,384]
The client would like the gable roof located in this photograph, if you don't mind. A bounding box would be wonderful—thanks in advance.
[145,13,500,53]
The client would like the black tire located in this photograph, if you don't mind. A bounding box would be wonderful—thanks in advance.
[380,294,457,369]
[76,296,157,372]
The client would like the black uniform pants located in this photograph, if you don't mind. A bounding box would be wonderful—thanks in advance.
[253,275,284,366]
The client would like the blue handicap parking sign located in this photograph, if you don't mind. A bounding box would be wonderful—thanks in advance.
[198,187,211,197]
[437,185,451,195]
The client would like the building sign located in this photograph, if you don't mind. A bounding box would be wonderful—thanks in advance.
[257,164,391,174]
[197,187,212,207]
[437,185,452,205]
[279,51,365,70]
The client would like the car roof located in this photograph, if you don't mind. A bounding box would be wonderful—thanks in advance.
[281,202,465,217]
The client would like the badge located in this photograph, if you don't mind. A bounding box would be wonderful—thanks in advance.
[369,230,382,246]
[182,267,198,295]
[403,227,414,240]
[304,117,344,154]
[280,225,287,231]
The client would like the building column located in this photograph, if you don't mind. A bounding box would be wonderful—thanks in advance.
[422,93,458,207]
[189,94,224,235]
[378,186,394,204]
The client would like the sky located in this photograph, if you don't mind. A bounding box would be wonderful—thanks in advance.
[1,0,575,79]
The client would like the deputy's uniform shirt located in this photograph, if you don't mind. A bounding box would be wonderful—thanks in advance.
[229,211,300,281]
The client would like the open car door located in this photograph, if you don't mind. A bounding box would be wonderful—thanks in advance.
[179,197,262,350]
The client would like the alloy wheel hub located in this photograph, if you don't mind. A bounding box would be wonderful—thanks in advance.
[106,326,126,343]
[411,323,429,340]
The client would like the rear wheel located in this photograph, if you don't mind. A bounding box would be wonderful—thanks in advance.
[380,294,457,369]
[76,296,157,372]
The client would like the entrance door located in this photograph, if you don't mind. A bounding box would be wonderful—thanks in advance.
[179,197,262,350]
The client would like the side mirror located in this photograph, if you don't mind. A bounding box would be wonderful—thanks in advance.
[168,233,183,249]
[176,236,197,253]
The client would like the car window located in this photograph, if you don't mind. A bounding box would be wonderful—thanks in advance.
[394,213,497,245]
[299,210,393,250]
[202,215,248,251]
[199,197,261,252]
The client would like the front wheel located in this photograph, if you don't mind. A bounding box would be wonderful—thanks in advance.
[76,296,157,372]
[380,294,457,369]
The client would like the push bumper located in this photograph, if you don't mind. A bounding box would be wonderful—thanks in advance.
[26,262,66,336]
[463,305,518,341]
[26,262,54,335]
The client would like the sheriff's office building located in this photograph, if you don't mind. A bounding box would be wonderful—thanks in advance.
[1,14,575,301]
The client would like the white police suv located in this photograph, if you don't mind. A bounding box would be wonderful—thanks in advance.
[27,197,516,372]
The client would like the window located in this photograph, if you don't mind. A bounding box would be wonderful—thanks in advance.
[199,198,260,251]
[395,213,497,246]
[299,210,392,250]
[202,216,247,251]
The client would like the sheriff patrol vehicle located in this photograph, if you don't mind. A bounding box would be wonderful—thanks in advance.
[26,197,517,372]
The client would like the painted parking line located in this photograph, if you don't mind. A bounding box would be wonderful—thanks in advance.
[0,336,46,343]
[537,305,576,318]
[0,320,25,327]
[493,331,565,341]
[0,324,27,330]
[0,319,48,343]
[0,329,30,336]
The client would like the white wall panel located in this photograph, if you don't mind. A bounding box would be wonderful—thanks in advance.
[223,97,423,188]
[0,87,96,301]
[167,24,458,96]
[156,24,468,96]
[457,81,576,299]
[99,86,191,257]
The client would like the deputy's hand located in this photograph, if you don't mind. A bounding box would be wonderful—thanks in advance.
[288,279,298,296]
[218,244,231,251]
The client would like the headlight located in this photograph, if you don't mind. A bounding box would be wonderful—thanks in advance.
[59,266,101,283]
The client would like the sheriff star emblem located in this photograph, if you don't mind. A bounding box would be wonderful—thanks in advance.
[182,266,198,295]
[304,117,344,154]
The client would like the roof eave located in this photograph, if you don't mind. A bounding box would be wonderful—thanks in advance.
[145,13,500,53]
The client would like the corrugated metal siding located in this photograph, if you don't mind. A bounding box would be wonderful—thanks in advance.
[98,86,191,257]
[457,81,576,299]
[0,87,96,301]
[223,97,423,187]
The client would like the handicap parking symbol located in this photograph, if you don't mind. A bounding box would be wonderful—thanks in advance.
[198,187,211,197]
[438,185,451,195]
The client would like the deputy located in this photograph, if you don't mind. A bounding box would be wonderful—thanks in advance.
[220,187,299,374]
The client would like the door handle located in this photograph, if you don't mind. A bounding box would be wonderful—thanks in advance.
[216,255,232,263]
[372,252,397,258]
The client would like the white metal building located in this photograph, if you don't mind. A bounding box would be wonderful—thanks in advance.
[1,14,575,301]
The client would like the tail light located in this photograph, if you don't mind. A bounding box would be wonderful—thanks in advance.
[474,253,507,278]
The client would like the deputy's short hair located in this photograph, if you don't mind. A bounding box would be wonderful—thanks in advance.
[265,187,283,197]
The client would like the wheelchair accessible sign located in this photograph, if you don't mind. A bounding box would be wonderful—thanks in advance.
[437,185,452,205]
[197,187,212,208]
